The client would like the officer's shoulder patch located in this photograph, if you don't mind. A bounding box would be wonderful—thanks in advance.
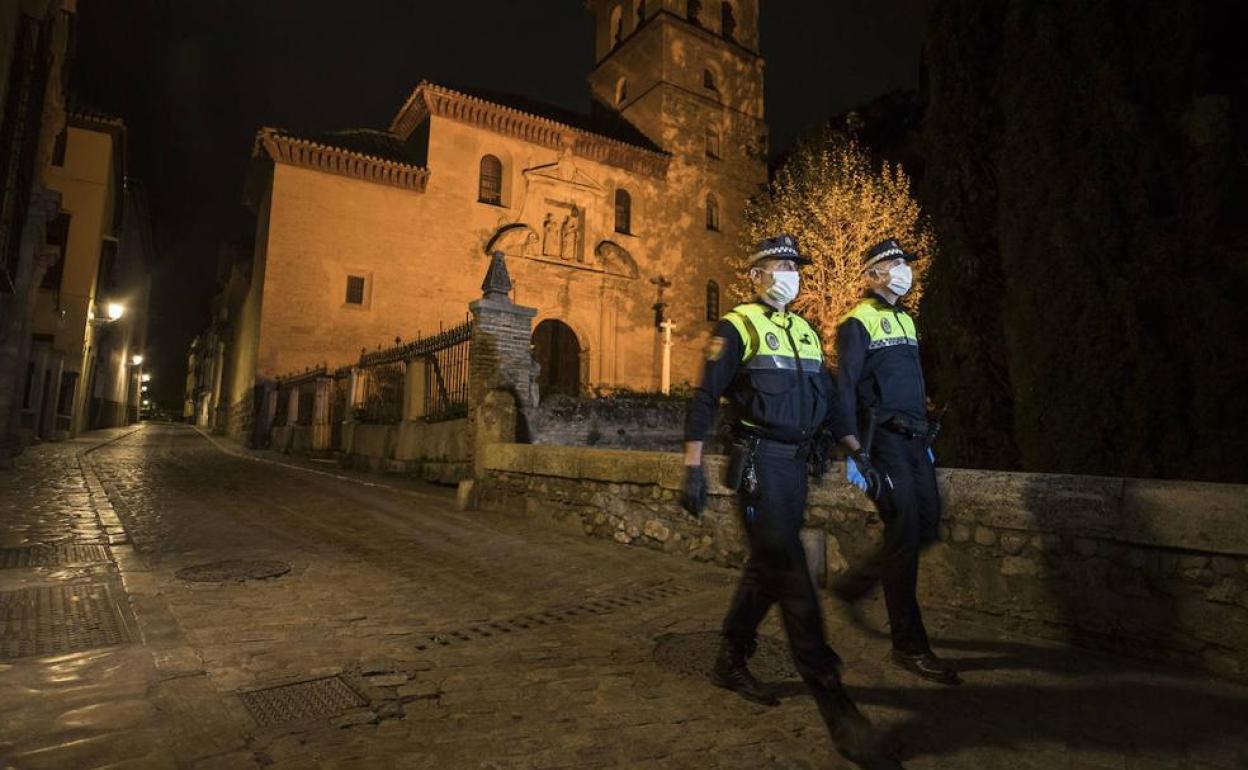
[706,336,728,362]
[880,318,892,334]
[764,332,781,351]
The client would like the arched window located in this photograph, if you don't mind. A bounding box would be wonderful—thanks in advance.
[478,155,502,205]
[615,77,628,105]
[614,189,632,234]
[687,0,702,24]
[610,5,624,46]
[705,194,720,231]
[706,280,720,321]
[705,126,721,159]
[721,1,736,41]
[703,68,717,91]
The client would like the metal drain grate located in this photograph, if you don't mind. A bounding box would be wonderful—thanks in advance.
[411,583,694,651]
[652,631,798,680]
[175,560,291,583]
[0,544,111,569]
[0,583,130,659]
[239,676,366,727]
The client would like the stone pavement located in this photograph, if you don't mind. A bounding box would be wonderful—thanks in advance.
[1,423,1246,769]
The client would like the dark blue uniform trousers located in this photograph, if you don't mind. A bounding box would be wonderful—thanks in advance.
[721,445,843,682]
[835,429,942,655]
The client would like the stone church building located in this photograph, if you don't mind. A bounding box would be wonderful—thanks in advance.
[220,0,768,436]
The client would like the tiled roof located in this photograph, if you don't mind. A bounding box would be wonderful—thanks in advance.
[438,83,664,155]
[282,128,418,166]
[252,128,430,193]
[257,81,671,183]
[390,81,670,179]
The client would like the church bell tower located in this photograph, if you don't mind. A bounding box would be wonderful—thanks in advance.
[585,0,768,185]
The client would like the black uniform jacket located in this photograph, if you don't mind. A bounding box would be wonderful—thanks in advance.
[831,293,928,440]
[684,304,834,446]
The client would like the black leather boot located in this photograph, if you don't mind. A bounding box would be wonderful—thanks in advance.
[810,672,901,769]
[890,650,961,685]
[710,639,779,707]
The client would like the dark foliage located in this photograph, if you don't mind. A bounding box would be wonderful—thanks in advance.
[918,0,1248,481]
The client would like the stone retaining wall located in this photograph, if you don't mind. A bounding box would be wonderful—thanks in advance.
[476,443,1248,681]
[526,394,734,451]
[337,419,470,484]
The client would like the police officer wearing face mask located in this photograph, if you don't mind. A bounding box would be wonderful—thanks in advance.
[682,235,893,767]
[830,237,960,686]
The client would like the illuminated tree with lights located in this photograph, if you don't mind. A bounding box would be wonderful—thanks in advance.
[739,127,934,366]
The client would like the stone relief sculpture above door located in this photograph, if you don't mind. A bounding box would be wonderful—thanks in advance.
[559,206,583,262]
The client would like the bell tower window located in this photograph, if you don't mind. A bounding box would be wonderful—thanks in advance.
[705,195,720,232]
[721,1,736,41]
[610,5,624,47]
[703,68,717,91]
[705,127,721,159]
[706,280,720,321]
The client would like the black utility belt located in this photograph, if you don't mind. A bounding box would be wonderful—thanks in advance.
[876,413,929,439]
[753,438,811,458]
[724,435,810,492]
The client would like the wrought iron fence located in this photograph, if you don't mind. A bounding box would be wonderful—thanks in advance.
[355,316,472,424]
[329,367,350,448]
[356,359,405,424]
[272,388,289,427]
[297,382,316,426]
[274,367,326,427]
[420,323,471,422]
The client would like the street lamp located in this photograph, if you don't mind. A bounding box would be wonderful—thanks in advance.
[131,354,144,366]
[90,301,125,326]
[141,373,151,383]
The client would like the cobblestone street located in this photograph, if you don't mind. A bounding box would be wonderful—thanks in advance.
[1,423,1246,769]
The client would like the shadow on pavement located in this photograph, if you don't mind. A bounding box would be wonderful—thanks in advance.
[769,637,1248,766]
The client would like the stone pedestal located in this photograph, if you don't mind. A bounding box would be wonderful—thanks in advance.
[469,298,538,410]
[466,252,537,489]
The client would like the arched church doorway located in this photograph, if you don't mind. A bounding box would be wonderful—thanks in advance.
[532,320,581,398]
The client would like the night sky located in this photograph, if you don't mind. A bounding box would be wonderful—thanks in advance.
[72,1,928,407]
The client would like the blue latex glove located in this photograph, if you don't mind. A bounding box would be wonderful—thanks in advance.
[846,457,868,492]
[927,448,936,464]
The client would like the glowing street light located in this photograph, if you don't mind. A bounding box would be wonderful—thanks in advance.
[131,354,144,366]
[91,301,126,326]
[141,373,151,383]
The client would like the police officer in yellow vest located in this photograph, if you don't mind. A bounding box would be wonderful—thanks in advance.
[682,235,890,766]
[830,237,960,686]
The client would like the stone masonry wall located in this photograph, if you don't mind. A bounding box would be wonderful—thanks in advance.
[476,443,1248,682]
[528,394,734,451]
[337,420,471,485]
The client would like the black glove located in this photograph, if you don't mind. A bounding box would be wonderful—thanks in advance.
[851,450,886,501]
[681,465,707,519]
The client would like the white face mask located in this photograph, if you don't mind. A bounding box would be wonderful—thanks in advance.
[763,270,800,305]
[885,263,913,296]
